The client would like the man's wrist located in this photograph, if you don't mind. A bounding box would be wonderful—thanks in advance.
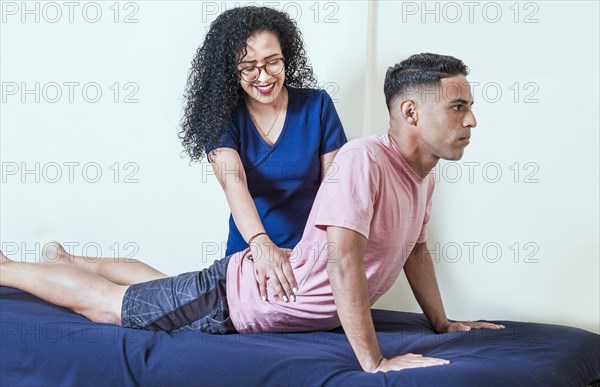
[362,355,384,373]
[433,318,450,333]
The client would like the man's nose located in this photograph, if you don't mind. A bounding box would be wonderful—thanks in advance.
[465,110,477,128]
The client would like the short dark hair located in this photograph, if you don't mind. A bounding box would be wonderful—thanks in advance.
[384,53,469,110]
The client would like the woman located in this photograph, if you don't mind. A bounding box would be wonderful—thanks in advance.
[0,6,347,336]
[179,7,347,301]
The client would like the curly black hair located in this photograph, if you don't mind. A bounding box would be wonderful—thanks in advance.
[179,6,317,162]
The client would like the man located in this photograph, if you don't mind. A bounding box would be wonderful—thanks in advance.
[0,53,503,373]
[321,53,505,372]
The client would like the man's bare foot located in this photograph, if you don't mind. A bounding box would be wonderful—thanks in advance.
[41,241,71,264]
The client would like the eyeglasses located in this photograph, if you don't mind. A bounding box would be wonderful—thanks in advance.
[238,58,285,82]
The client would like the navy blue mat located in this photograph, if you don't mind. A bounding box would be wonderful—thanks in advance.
[1,286,598,386]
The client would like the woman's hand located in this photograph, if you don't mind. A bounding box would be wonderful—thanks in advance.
[249,234,297,302]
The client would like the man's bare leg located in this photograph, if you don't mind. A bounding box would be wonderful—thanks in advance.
[1,250,126,324]
[41,241,168,285]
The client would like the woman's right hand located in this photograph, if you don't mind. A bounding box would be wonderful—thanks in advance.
[249,234,298,302]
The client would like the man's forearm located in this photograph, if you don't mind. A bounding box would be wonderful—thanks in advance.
[404,242,449,332]
[328,261,382,371]
[326,227,382,372]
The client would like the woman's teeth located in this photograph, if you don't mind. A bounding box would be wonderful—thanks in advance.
[256,84,274,93]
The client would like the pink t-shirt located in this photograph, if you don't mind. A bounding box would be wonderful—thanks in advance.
[226,134,435,333]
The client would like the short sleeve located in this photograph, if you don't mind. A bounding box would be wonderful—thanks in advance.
[318,91,348,156]
[204,123,240,156]
[313,146,379,239]
[416,177,435,243]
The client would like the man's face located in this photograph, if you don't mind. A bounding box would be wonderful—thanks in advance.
[414,75,477,161]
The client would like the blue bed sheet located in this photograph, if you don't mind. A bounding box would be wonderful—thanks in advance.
[1,286,599,386]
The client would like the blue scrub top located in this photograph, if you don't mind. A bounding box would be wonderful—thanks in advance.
[209,87,347,255]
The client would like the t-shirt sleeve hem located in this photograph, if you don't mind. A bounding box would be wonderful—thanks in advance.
[319,141,345,156]
[213,144,239,152]
[204,145,241,163]
[314,219,370,240]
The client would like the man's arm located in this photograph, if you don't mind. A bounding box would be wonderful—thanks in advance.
[404,242,505,333]
[320,150,339,182]
[326,226,451,372]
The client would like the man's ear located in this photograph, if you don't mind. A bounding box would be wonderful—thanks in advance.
[399,99,417,125]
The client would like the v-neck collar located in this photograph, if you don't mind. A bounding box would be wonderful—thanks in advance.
[244,87,292,149]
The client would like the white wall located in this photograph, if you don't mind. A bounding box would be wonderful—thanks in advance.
[369,1,600,334]
[1,1,598,334]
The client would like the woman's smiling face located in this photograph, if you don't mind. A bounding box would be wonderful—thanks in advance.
[237,31,286,105]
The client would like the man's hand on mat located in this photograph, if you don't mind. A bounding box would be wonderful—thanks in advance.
[437,320,505,333]
[374,353,450,372]
[250,235,297,302]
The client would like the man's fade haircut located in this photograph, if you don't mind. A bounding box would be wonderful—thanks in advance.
[384,53,469,111]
